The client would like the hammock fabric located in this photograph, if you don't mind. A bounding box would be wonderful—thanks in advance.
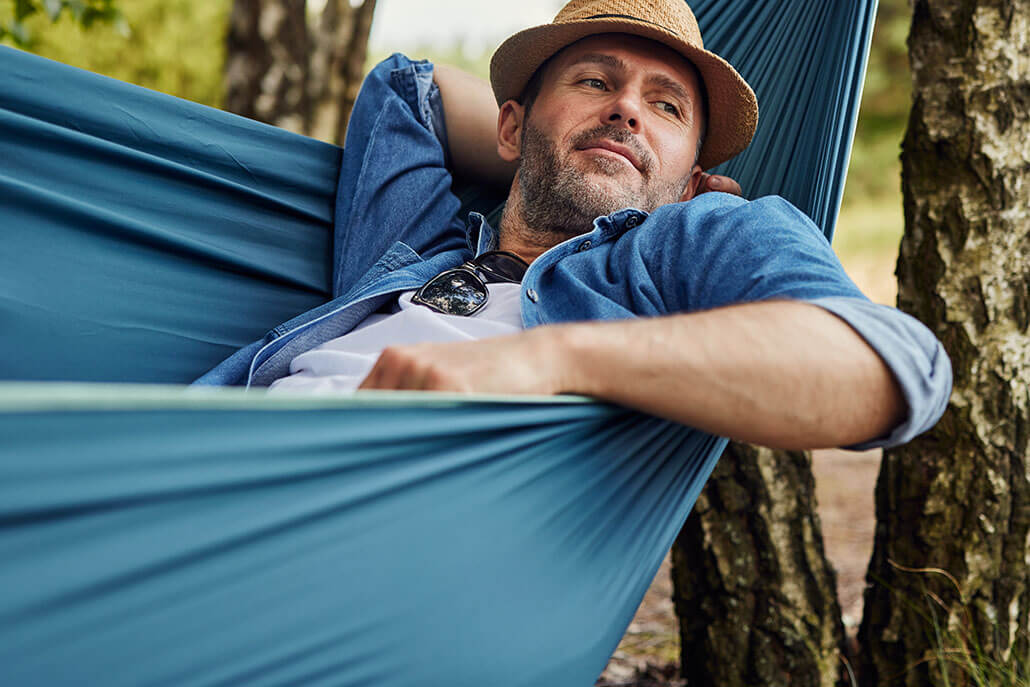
[0,1,878,685]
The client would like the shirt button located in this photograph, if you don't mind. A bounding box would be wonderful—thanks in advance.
[526,289,539,303]
[577,240,592,252]
[625,215,641,228]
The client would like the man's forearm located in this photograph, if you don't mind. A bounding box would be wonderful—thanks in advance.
[359,300,908,450]
[546,301,905,449]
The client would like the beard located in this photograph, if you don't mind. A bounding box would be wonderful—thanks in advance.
[515,121,688,240]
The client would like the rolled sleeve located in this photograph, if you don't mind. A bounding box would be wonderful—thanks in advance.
[810,296,952,450]
[332,54,465,298]
[639,195,952,450]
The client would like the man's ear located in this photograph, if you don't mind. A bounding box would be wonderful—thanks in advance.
[678,163,706,202]
[497,100,525,163]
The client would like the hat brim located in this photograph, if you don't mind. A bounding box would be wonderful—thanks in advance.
[490,19,758,171]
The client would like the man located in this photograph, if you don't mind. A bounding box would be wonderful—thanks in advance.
[198,0,951,451]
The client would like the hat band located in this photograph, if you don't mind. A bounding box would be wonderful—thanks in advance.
[582,13,681,37]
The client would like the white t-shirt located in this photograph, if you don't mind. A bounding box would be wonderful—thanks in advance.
[268,283,524,393]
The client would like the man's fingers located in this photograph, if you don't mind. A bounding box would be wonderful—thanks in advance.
[367,347,418,390]
[359,348,407,389]
[699,174,743,197]
[356,336,542,395]
[717,176,743,196]
[359,346,459,391]
[357,358,384,389]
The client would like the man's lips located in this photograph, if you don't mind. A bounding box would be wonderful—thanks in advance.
[576,140,643,172]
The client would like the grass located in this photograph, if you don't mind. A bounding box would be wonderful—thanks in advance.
[882,561,1030,687]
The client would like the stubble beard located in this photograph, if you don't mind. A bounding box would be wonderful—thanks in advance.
[514,121,687,241]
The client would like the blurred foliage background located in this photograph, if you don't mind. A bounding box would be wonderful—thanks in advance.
[0,0,230,107]
[1,0,911,302]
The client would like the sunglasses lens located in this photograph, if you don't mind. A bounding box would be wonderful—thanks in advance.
[415,270,488,316]
[475,252,529,283]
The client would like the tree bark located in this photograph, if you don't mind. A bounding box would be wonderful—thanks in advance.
[224,0,376,144]
[225,0,310,133]
[672,444,849,687]
[309,0,377,143]
[858,1,1030,685]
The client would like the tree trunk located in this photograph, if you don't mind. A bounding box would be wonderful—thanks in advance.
[858,1,1030,685]
[225,0,310,133]
[309,0,377,143]
[224,0,376,144]
[672,444,849,687]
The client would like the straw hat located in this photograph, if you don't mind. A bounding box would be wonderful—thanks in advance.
[490,0,758,171]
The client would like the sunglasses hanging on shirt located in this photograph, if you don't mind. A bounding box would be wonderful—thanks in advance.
[411,250,529,317]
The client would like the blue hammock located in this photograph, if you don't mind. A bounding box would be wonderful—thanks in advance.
[0,2,878,685]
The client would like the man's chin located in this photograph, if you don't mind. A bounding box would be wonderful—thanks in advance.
[571,172,641,209]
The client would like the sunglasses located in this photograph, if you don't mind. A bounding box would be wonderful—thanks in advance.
[411,250,529,316]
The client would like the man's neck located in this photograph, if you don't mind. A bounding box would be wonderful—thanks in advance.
[497,180,593,264]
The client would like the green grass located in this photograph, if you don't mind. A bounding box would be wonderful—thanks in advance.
[882,562,1030,687]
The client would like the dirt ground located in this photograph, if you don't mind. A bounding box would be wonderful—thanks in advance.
[596,450,882,686]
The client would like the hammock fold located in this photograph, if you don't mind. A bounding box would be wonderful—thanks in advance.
[0,386,726,686]
[0,1,878,684]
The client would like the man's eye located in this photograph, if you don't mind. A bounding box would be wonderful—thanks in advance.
[658,101,680,116]
[581,78,606,90]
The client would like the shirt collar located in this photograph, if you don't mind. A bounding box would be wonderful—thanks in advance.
[465,212,499,256]
[465,207,651,257]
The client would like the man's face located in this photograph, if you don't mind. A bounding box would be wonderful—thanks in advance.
[503,34,706,237]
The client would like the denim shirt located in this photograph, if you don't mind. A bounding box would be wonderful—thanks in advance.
[196,54,952,450]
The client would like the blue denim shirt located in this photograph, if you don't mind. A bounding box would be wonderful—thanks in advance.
[196,54,952,450]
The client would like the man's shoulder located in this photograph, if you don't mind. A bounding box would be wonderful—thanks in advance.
[641,193,827,247]
[657,192,815,222]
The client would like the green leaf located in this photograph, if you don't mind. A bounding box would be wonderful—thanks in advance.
[42,0,63,21]
[14,0,38,22]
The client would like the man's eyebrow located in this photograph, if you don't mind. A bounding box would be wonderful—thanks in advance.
[646,74,693,108]
[567,53,627,72]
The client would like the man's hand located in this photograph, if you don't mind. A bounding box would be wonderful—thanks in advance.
[358,331,563,395]
[697,173,743,197]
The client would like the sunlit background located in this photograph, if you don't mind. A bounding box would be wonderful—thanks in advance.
[368,0,560,55]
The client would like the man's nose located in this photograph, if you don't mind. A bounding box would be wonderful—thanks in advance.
[602,92,642,132]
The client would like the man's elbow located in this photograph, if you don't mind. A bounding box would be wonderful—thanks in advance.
[847,335,952,451]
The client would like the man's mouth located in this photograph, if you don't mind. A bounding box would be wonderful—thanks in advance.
[575,139,646,173]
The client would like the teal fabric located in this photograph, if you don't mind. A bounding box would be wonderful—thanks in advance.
[0,386,727,686]
[694,0,878,240]
[0,46,339,383]
[0,1,878,684]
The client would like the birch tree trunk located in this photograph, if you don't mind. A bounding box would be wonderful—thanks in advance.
[224,0,376,143]
[858,1,1030,685]
[225,0,310,132]
[672,445,849,687]
[308,0,377,143]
